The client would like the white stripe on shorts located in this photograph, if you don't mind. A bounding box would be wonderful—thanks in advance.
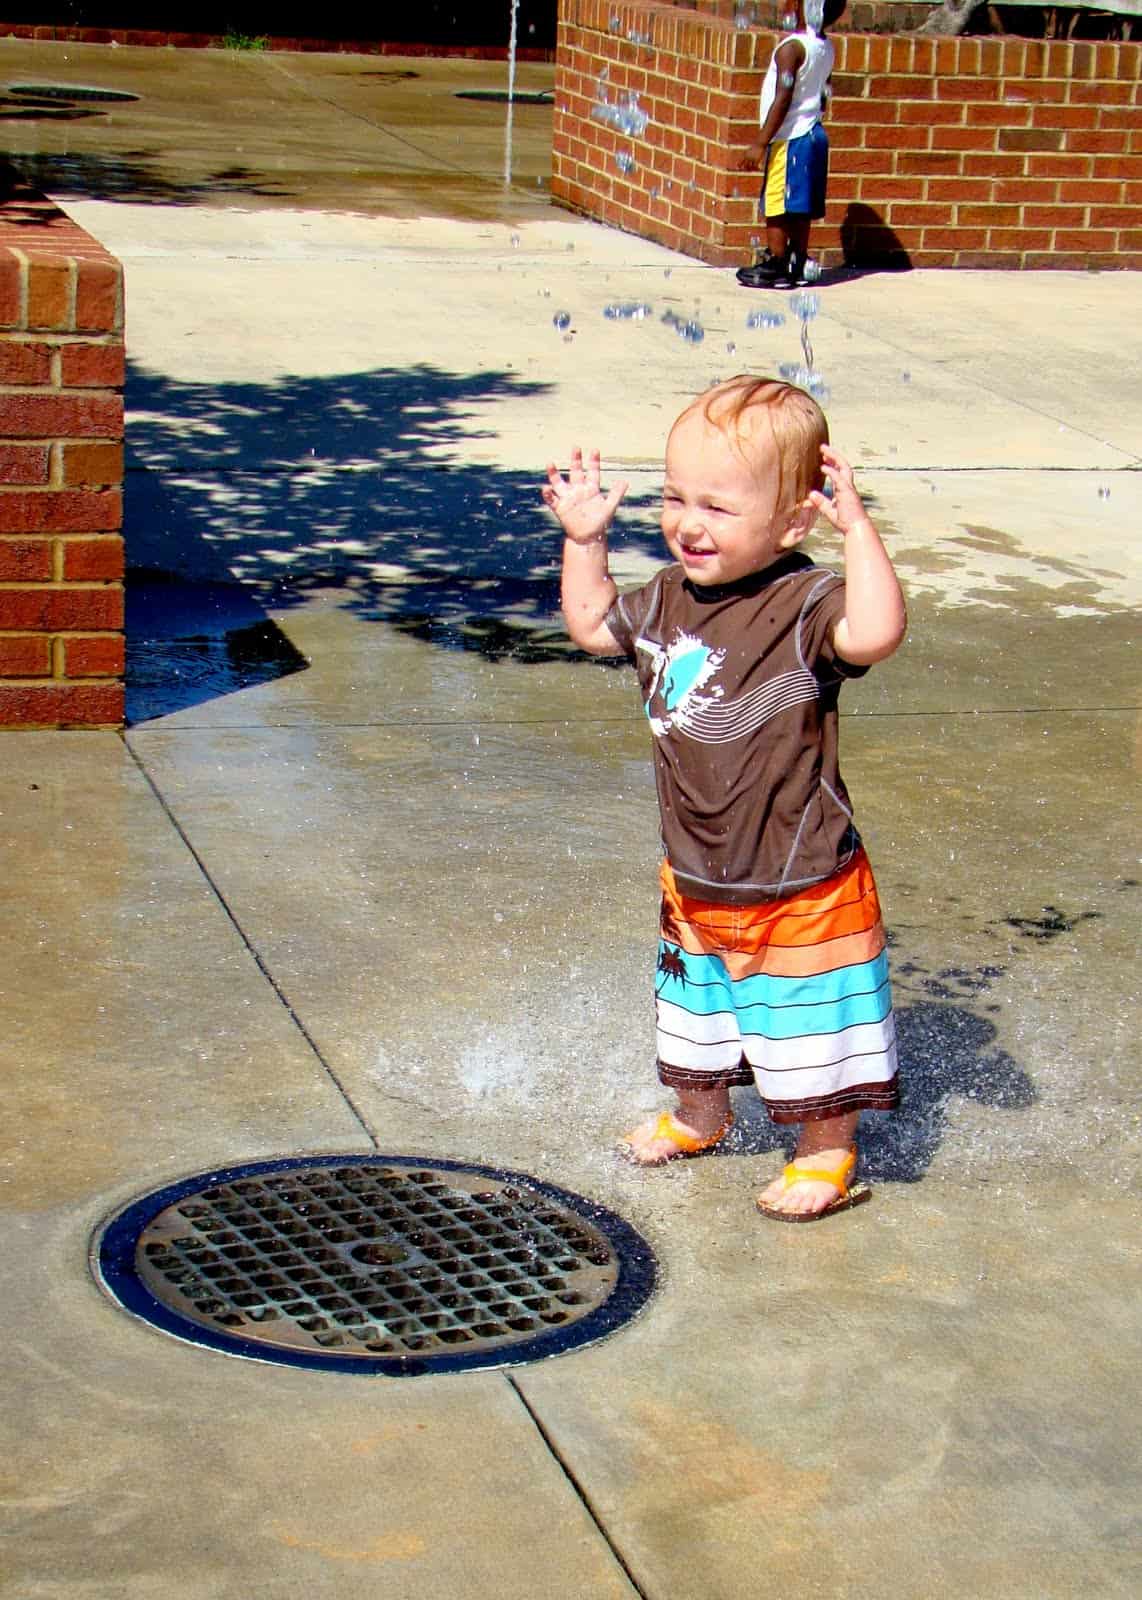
[656,1002,897,1093]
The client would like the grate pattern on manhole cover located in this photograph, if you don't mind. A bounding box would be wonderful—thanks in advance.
[95,1157,655,1375]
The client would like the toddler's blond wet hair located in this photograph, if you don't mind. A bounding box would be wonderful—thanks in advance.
[672,376,829,518]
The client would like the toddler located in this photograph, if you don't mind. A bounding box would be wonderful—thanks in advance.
[542,377,906,1221]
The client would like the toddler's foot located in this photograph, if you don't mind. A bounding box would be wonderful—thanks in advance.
[756,1143,870,1222]
[619,1105,733,1166]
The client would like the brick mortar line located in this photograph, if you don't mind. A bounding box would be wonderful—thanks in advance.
[0,332,118,341]
[0,387,121,397]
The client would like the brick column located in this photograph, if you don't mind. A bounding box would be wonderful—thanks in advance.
[0,194,124,728]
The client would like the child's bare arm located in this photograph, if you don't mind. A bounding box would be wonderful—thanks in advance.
[738,39,805,169]
[542,447,628,655]
[810,445,907,665]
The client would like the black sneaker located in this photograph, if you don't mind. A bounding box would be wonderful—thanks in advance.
[735,250,783,288]
[772,249,809,288]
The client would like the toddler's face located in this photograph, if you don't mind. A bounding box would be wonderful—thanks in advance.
[661,411,805,587]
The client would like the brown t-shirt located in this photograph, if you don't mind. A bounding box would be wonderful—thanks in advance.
[605,553,868,906]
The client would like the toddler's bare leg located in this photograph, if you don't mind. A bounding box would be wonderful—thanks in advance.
[621,1085,732,1166]
[756,1111,860,1217]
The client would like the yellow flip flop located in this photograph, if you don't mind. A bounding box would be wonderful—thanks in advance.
[618,1109,734,1166]
[756,1143,871,1223]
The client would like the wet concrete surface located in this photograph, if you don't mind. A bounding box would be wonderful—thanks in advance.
[3,37,1141,1600]
[1,39,555,219]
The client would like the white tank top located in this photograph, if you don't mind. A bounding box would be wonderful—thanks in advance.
[758,29,834,143]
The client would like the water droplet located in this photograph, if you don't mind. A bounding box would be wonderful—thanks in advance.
[901,370,911,383]
[553,311,571,331]
[726,341,737,355]
[510,233,521,248]
[614,151,636,175]
[1097,485,1111,500]
[664,267,672,278]
[777,361,828,402]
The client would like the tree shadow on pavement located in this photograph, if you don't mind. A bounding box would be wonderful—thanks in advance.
[124,360,663,719]
[1,150,293,205]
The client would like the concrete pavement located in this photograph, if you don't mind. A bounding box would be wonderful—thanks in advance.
[2,40,1140,1600]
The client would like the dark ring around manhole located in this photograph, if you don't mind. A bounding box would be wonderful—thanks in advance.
[6,82,141,103]
[93,1155,656,1377]
[454,89,553,104]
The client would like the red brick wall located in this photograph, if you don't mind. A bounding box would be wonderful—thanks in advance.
[0,196,124,729]
[552,0,1142,269]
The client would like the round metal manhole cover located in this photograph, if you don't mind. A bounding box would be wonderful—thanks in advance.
[453,89,553,104]
[94,1156,656,1375]
[6,82,141,103]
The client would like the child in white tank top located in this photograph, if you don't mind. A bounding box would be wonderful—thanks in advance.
[736,0,845,290]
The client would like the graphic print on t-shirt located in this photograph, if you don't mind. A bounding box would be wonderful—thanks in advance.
[636,629,726,737]
[637,626,820,746]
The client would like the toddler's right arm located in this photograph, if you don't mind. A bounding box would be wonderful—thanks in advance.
[542,447,628,656]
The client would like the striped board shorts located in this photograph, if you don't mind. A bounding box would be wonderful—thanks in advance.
[762,121,829,221]
[655,849,898,1124]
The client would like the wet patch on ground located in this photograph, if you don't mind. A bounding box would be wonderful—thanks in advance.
[847,589,1138,717]
[822,512,1137,620]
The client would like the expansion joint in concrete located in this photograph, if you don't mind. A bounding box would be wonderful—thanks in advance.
[122,731,378,1148]
[507,1373,651,1600]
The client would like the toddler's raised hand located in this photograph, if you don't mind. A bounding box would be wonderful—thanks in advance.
[809,444,875,537]
[542,447,628,545]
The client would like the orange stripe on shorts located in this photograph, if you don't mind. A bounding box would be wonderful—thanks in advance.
[659,851,885,979]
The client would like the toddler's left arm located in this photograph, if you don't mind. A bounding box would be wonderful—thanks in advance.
[810,444,907,665]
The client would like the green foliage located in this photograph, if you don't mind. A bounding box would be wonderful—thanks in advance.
[219,29,269,51]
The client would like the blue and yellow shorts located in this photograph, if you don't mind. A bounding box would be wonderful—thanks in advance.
[762,121,829,221]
